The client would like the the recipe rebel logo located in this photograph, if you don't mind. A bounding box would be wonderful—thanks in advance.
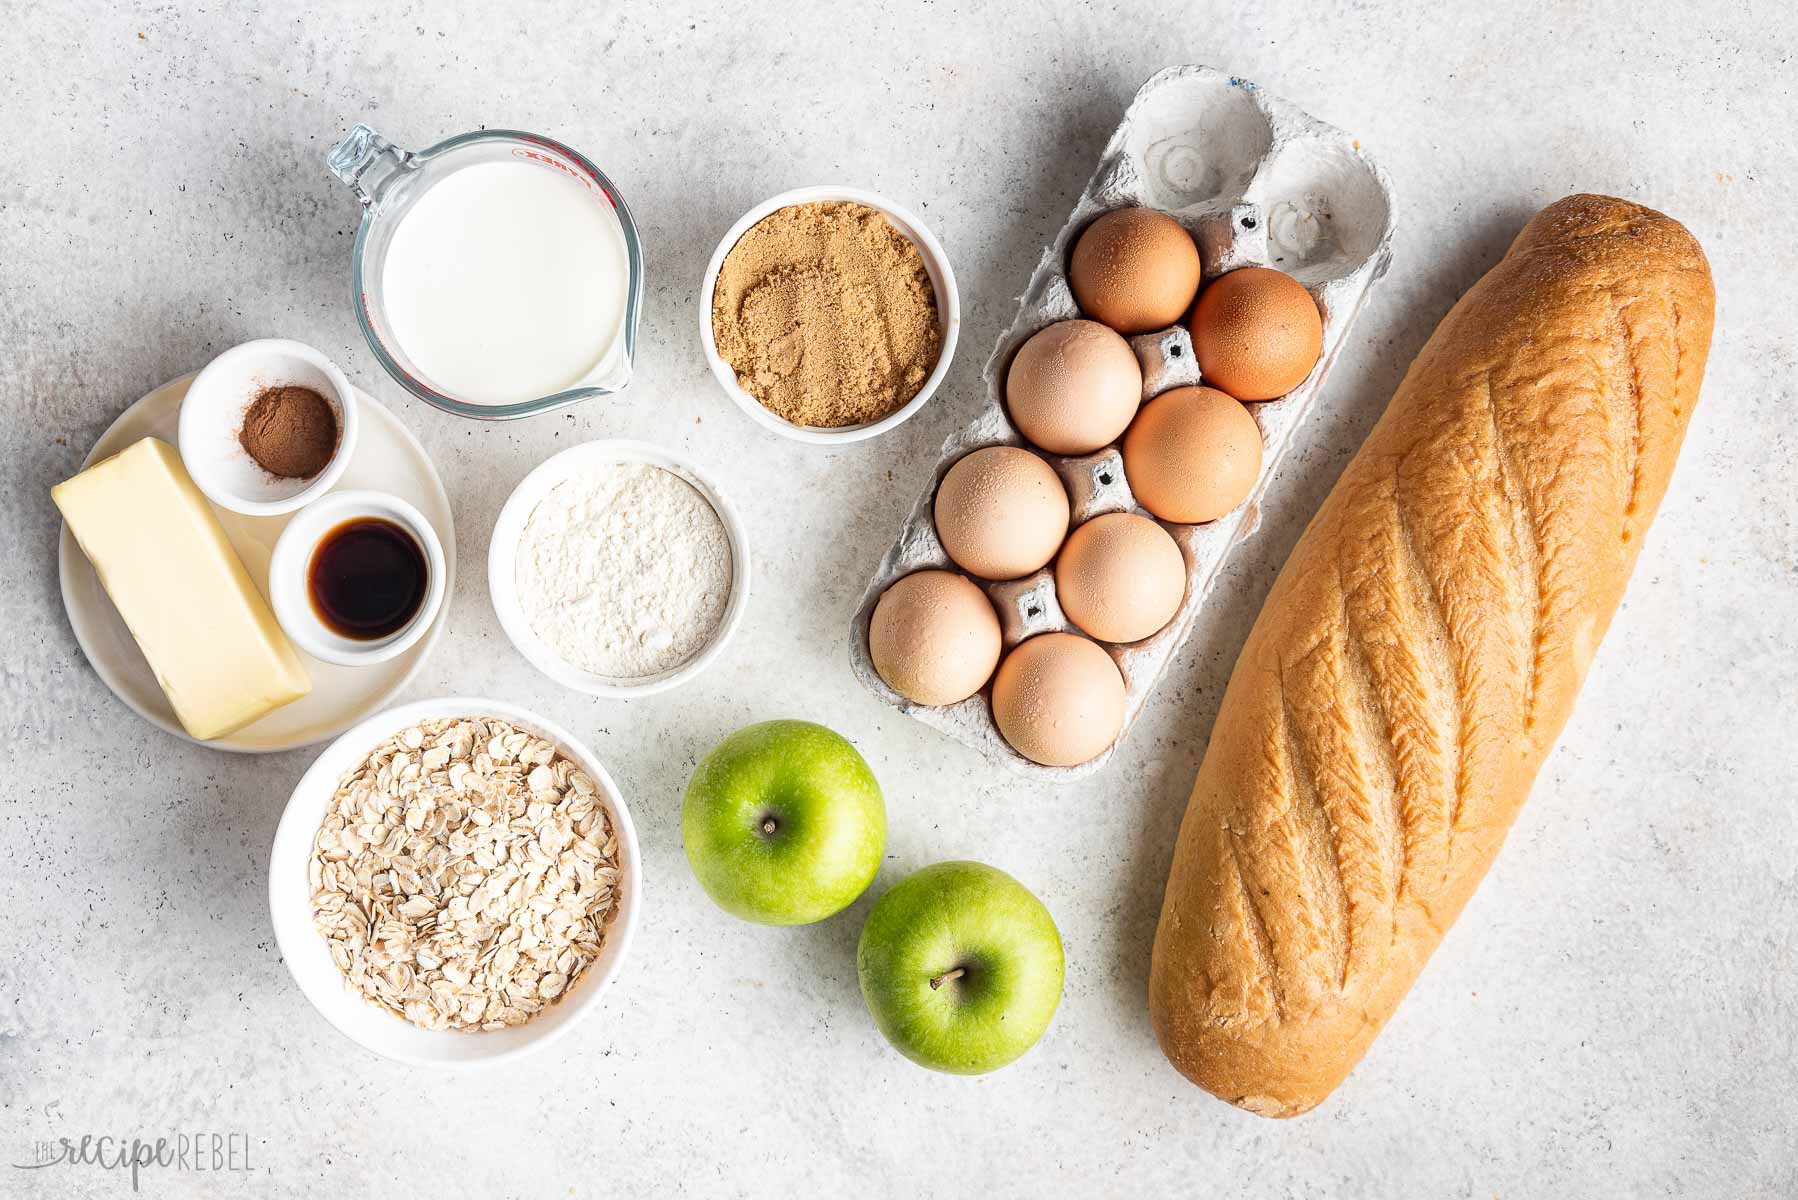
[10,1129,256,1192]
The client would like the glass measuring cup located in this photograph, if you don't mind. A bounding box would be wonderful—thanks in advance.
[326,124,644,421]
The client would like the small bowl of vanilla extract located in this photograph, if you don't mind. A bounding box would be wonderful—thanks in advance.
[269,490,447,667]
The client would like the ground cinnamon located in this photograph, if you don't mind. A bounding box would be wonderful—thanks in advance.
[239,385,339,479]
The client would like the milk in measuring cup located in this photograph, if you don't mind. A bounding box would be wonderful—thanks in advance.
[380,161,630,406]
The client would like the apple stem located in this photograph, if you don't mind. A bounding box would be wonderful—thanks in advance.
[760,818,777,835]
[929,967,966,991]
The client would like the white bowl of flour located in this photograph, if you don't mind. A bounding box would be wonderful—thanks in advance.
[490,440,750,696]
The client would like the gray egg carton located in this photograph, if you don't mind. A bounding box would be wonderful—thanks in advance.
[849,65,1396,780]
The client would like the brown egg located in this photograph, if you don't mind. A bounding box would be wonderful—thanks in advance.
[1005,320,1143,455]
[1121,386,1262,524]
[934,446,1070,581]
[869,570,1002,706]
[1054,513,1187,643]
[1190,266,1323,401]
[1068,207,1202,335]
[990,633,1127,767]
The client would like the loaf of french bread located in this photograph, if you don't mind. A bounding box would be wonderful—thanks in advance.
[1148,194,1714,1117]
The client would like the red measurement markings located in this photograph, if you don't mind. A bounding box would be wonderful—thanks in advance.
[510,145,617,209]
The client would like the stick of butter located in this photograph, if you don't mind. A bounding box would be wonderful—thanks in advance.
[53,437,312,740]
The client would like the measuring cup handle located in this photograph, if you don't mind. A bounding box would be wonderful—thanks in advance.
[326,124,412,208]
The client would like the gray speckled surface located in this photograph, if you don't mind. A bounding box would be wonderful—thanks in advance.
[2,1,1793,1195]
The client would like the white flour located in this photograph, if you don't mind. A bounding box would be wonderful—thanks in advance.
[517,464,733,679]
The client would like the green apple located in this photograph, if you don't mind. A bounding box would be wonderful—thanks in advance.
[682,719,886,925]
[856,861,1065,1074]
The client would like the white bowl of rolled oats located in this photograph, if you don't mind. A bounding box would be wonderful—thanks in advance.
[269,697,640,1065]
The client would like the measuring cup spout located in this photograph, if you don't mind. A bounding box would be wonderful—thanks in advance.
[327,124,412,207]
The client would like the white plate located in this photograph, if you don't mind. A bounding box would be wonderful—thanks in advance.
[58,373,456,753]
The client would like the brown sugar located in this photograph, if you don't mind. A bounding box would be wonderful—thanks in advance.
[711,201,942,428]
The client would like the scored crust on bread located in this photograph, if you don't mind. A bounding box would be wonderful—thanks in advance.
[1147,194,1715,1117]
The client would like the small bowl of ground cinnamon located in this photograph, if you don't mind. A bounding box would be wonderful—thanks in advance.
[177,339,359,516]
[702,187,959,444]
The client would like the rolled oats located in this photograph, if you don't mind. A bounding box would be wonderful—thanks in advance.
[309,717,623,1032]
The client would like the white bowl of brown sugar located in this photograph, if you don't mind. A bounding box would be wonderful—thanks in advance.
[701,186,960,445]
